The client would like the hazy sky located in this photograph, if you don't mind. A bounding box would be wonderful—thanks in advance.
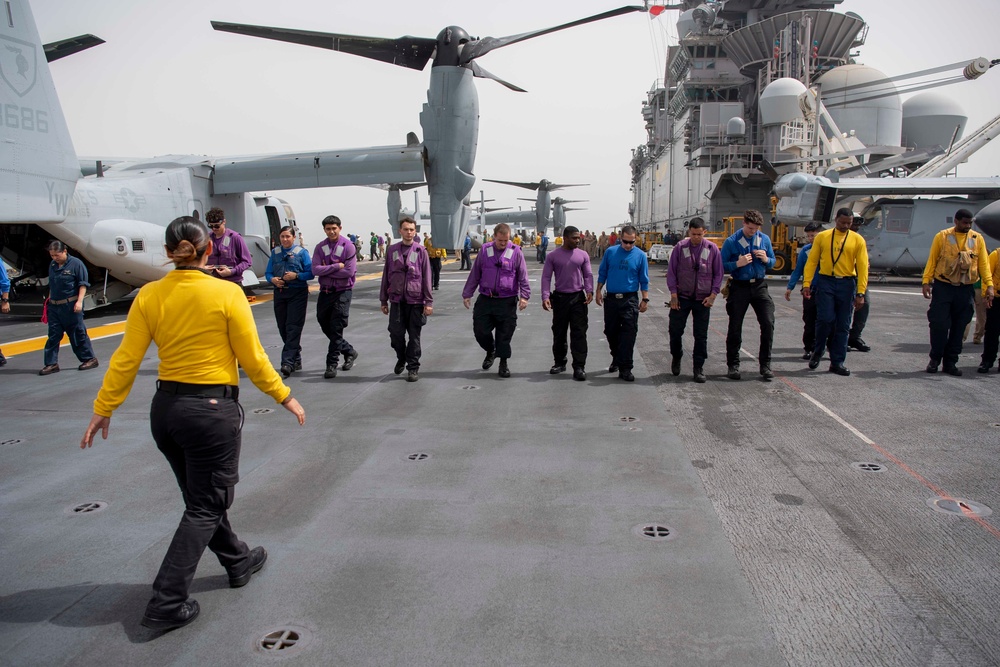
[31,0,1000,248]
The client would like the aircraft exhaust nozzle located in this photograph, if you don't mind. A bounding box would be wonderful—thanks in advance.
[974,199,1000,242]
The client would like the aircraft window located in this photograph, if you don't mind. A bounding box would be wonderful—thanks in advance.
[885,208,913,233]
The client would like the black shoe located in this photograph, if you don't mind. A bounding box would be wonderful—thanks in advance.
[808,351,822,370]
[324,365,337,379]
[294,360,302,371]
[573,367,586,381]
[926,361,939,373]
[280,365,293,378]
[498,359,510,378]
[78,358,99,371]
[802,350,813,360]
[39,364,60,376]
[619,369,635,382]
[608,362,619,374]
[977,364,991,374]
[0,352,6,366]
[141,599,200,631]
[693,367,706,383]
[760,365,774,380]
[482,352,496,370]
[727,365,741,380]
[848,338,871,352]
[829,364,851,376]
[407,369,419,382]
[670,357,681,376]
[550,363,566,374]
[229,546,267,588]
[342,350,358,371]
[942,365,963,376]
[394,360,406,375]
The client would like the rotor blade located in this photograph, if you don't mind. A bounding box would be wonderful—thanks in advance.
[517,198,537,202]
[484,179,541,190]
[485,207,513,213]
[211,21,437,70]
[44,34,105,62]
[468,61,527,92]
[548,183,589,191]
[555,199,589,204]
[460,5,646,63]
[563,207,587,212]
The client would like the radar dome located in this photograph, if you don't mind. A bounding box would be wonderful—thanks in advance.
[901,92,967,150]
[817,64,902,148]
[759,78,808,126]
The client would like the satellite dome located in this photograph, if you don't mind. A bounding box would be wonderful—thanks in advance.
[759,78,808,126]
[901,92,967,150]
[817,64,902,148]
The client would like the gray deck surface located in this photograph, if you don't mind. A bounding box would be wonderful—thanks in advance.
[1,256,998,666]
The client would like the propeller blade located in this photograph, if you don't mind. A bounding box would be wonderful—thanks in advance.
[468,61,527,92]
[44,34,105,62]
[547,183,589,191]
[554,199,589,204]
[517,198,537,202]
[211,21,437,70]
[460,5,645,63]
[485,206,513,213]
[563,207,587,211]
[484,179,541,190]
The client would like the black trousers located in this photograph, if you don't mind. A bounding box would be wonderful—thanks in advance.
[473,295,518,359]
[273,288,307,368]
[148,390,250,614]
[725,281,774,367]
[669,296,711,368]
[430,257,442,288]
[980,299,1000,368]
[850,291,869,340]
[928,280,974,366]
[389,301,426,370]
[316,289,355,366]
[802,292,817,353]
[460,248,471,270]
[603,293,639,370]
[551,291,588,369]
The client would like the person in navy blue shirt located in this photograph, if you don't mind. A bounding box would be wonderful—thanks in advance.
[721,209,776,380]
[266,226,314,378]
[785,223,823,359]
[40,240,98,375]
[596,225,650,382]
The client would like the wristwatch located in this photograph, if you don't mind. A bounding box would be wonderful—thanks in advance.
[641,298,650,303]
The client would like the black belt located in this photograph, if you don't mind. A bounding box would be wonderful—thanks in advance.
[50,296,78,305]
[479,293,517,299]
[818,273,854,280]
[730,279,763,285]
[607,291,637,299]
[156,380,239,400]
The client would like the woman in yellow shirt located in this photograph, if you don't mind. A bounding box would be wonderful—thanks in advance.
[80,216,305,631]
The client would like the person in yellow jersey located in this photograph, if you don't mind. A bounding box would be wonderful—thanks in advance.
[921,208,995,375]
[802,208,869,376]
[424,234,446,290]
[979,246,1000,373]
[80,216,306,632]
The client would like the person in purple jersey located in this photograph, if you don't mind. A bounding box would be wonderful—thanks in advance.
[380,217,434,382]
[311,215,360,379]
[666,219,724,383]
[541,226,593,381]
[205,208,252,285]
[463,223,530,379]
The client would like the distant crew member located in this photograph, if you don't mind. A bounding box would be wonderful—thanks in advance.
[667,219,723,383]
[370,232,379,262]
[922,208,994,374]
[978,246,1000,373]
[964,275,987,344]
[381,217,433,382]
[39,241,99,376]
[785,223,823,359]
[205,208,252,285]
[847,217,872,352]
[81,216,305,631]
[802,208,870,376]
[311,216,360,379]
[538,232,550,264]
[460,233,473,270]
[266,226,313,378]
[721,209,776,380]
[541,226,593,381]
[377,232,386,259]
[598,231,608,257]
[463,223,530,379]
[596,224,650,382]
[0,259,10,367]
[425,235,444,290]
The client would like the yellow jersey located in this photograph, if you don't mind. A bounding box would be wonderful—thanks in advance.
[802,228,869,294]
[922,228,993,287]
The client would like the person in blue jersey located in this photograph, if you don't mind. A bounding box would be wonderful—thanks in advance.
[595,225,650,382]
[266,226,314,378]
[784,223,822,360]
[721,209,776,381]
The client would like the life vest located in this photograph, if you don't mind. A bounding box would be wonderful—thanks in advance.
[934,229,981,285]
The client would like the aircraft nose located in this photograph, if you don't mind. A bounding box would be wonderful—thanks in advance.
[975,200,1000,242]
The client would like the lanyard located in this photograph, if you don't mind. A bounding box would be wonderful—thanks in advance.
[830,230,849,272]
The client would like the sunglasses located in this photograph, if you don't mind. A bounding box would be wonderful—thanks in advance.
[208,223,223,229]
[620,239,636,245]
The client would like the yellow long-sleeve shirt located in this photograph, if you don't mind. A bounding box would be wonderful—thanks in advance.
[802,228,869,294]
[93,268,290,417]
[985,249,1000,296]
[922,229,993,287]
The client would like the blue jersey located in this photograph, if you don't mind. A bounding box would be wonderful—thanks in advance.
[266,244,313,289]
[598,245,649,293]
[721,230,775,280]
[786,243,816,291]
[48,255,90,301]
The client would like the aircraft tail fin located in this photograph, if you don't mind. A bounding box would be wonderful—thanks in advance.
[0,0,80,223]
